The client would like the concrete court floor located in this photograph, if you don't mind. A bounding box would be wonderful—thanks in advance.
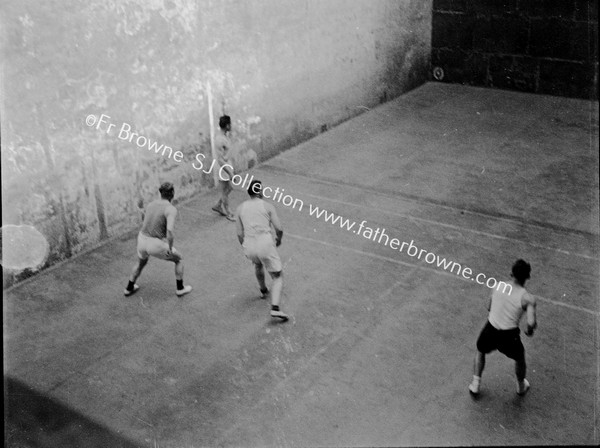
[4,82,599,447]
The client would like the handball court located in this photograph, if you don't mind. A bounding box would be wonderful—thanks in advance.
[4,82,599,447]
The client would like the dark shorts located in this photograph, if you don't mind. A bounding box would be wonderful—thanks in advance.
[476,321,525,360]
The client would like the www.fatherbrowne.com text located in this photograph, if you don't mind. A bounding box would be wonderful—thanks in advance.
[306,203,511,294]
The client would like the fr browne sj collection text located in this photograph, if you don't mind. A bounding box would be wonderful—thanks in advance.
[86,113,247,184]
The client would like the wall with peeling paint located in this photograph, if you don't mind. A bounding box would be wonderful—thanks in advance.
[1,0,431,286]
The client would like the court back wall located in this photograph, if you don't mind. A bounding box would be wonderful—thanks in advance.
[1,0,431,287]
[431,0,598,99]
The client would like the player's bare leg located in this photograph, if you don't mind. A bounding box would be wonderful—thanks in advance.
[221,182,235,221]
[212,197,225,215]
[254,262,269,298]
[174,259,183,280]
[171,252,192,297]
[515,357,530,395]
[469,351,485,394]
[268,271,287,321]
[124,257,148,296]
[212,182,226,216]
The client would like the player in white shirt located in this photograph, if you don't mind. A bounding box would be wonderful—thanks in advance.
[469,259,537,396]
[211,115,235,221]
[236,180,288,321]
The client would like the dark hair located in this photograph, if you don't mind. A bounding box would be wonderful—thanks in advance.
[511,259,531,284]
[159,182,175,199]
[247,180,262,197]
[219,115,231,130]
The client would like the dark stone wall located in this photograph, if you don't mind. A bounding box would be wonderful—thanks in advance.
[432,0,598,99]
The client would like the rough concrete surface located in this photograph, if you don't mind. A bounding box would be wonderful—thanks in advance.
[4,83,599,447]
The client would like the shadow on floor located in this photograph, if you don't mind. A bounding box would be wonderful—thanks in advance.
[4,377,141,448]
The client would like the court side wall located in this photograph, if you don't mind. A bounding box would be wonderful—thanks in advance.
[431,0,598,99]
[1,0,432,286]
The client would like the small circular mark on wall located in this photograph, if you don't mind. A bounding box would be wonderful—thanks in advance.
[433,66,445,81]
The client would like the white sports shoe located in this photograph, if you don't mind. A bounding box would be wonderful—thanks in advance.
[176,285,193,297]
[517,379,530,396]
[124,284,140,296]
[270,309,289,322]
[468,381,480,395]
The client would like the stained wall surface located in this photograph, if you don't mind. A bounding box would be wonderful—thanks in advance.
[1,0,432,285]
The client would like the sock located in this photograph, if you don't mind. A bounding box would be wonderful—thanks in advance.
[126,280,135,291]
[271,305,279,311]
[472,375,481,385]
[176,279,184,290]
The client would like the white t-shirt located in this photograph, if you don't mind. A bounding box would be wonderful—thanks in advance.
[214,131,232,169]
[238,199,272,239]
[488,283,531,330]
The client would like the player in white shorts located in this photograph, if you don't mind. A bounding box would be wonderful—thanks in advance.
[235,180,288,321]
[124,182,192,297]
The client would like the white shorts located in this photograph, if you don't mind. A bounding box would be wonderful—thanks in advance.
[243,234,282,272]
[137,233,180,262]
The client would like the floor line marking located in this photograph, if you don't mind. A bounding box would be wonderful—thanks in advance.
[286,232,599,317]
[179,205,598,316]
[291,191,599,261]
[257,165,598,239]
[180,199,600,261]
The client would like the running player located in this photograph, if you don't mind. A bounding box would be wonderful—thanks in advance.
[211,115,235,221]
[469,259,537,396]
[124,182,192,297]
[235,180,288,321]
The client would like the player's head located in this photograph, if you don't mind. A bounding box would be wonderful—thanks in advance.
[159,182,175,201]
[219,115,231,131]
[248,180,263,198]
[511,259,531,285]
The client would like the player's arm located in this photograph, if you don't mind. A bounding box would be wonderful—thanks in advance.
[217,145,228,166]
[267,203,284,247]
[235,206,244,245]
[166,206,177,251]
[138,199,145,222]
[523,293,537,336]
[484,288,493,311]
[216,139,233,175]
